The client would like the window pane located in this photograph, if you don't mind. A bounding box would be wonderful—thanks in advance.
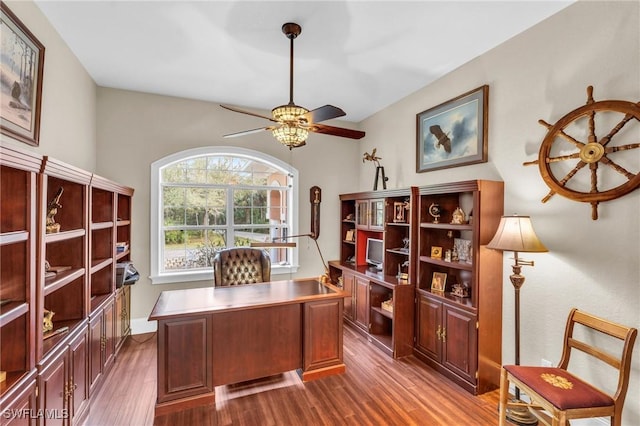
[182,188,227,226]
[234,228,270,247]
[163,229,227,271]
[163,187,185,226]
[162,165,186,183]
[163,230,186,271]
[186,167,207,183]
[233,189,269,225]
[263,247,291,266]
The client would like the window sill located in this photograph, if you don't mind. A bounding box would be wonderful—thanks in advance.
[150,265,299,285]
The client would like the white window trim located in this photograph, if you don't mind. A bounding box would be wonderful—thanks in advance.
[150,146,299,285]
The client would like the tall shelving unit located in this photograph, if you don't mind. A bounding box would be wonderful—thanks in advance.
[0,145,134,424]
[38,156,91,359]
[328,188,416,358]
[329,181,503,395]
[414,180,503,395]
[0,146,41,416]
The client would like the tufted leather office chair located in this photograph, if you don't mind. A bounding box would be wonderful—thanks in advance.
[212,247,271,287]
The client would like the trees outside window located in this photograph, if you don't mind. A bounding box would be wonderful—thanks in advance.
[150,147,298,284]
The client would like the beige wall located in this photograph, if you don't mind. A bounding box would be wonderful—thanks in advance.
[0,1,96,170]
[360,2,640,425]
[95,88,362,329]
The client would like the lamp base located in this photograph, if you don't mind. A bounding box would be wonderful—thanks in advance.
[504,399,538,425]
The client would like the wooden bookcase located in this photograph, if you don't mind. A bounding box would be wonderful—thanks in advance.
[0,145,134,423]
[329,187,417,358]
[414,180,504,395]
[38,156,92,360]
[0,147,41,410]
[330,181,503,395]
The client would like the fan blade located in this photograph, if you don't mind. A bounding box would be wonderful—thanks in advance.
[223,127,272,138]
[303,105,346,124]
[220,105,277,123]
[311,124,365,140]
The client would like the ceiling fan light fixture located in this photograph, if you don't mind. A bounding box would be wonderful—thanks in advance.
[272,104,308,122]
[272,124,308,148]
[220,22,365,144]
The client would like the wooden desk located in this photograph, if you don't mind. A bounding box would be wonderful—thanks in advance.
[148,279,347,415]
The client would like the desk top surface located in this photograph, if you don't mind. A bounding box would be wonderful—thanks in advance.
[148,278,346,320]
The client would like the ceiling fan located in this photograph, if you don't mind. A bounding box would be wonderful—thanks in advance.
[221,22,365,149]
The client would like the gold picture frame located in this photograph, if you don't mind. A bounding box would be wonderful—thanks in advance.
[431,272,447,292]
[393,202,406,223]
[345,229,355,242]
[430,246,442,259]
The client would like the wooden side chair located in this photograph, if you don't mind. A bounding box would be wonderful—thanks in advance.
[498,308,637,426]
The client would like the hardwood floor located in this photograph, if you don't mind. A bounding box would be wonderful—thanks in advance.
[83,325,501,425]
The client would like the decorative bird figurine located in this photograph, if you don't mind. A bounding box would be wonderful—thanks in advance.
[363,148,382,167]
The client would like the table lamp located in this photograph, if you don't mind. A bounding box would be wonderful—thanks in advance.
[487,214,548,425]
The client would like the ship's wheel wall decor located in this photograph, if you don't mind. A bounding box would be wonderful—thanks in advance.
[524,86,640,220]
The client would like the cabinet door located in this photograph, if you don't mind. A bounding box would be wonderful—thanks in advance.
[415,294,442,362]
[69,327,89,423]
[115,288,124,350]
[442,305,477,384]
[354,276,369,330]
[0,374,38,426]
[369,199,385,230]
[103,298,115,373]
[88,313,103,395]
[342,272,354,320]
[355,200,369,229]
[123,285,131,337]
[38,349,68,426]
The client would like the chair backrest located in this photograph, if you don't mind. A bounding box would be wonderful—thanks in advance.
[212,247,271,287]
[558,308,637,406]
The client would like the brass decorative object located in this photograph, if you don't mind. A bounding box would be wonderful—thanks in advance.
[428,203,441,223]
[524,86,640,220]
[451,207,465,224]
[43,309,55,333]
[363,148,388,190]
[46,187,63,233]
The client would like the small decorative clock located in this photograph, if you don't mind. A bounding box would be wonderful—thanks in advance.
[524,86,639,220]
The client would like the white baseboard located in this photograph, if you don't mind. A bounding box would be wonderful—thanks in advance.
[131,317,157,335]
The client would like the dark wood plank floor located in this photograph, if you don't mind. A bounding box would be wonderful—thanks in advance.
[83,325,501,425]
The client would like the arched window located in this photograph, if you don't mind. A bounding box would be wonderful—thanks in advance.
[150,147,298,284]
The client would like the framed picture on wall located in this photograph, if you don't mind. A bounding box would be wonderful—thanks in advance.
[0,3,45,146]
[416,85,488,173]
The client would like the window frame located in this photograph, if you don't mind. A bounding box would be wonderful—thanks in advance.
[150,146,299,284]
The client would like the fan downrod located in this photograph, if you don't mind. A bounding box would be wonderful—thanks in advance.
[282,22,301,39]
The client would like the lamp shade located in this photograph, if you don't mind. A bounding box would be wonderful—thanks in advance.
[487,215,548,253]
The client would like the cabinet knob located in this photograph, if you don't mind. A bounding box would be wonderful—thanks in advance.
[436,325,442,341]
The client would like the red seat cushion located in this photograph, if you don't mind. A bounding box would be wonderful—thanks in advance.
[504,365,614,410]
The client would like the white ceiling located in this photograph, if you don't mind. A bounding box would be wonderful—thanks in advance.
[35,1,573,123]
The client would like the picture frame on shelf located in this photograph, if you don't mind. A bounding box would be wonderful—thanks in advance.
[431,272,447,292]
[454,238,472,263]
[345,229,355,242]
[416,85,488,173]
[393,201,406,223]
[0,3,45,147]
[430,246,442,259]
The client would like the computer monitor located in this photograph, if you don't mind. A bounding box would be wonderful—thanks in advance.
[365,238,384,271]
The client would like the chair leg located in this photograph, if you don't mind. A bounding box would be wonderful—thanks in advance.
[498,368,509,426]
